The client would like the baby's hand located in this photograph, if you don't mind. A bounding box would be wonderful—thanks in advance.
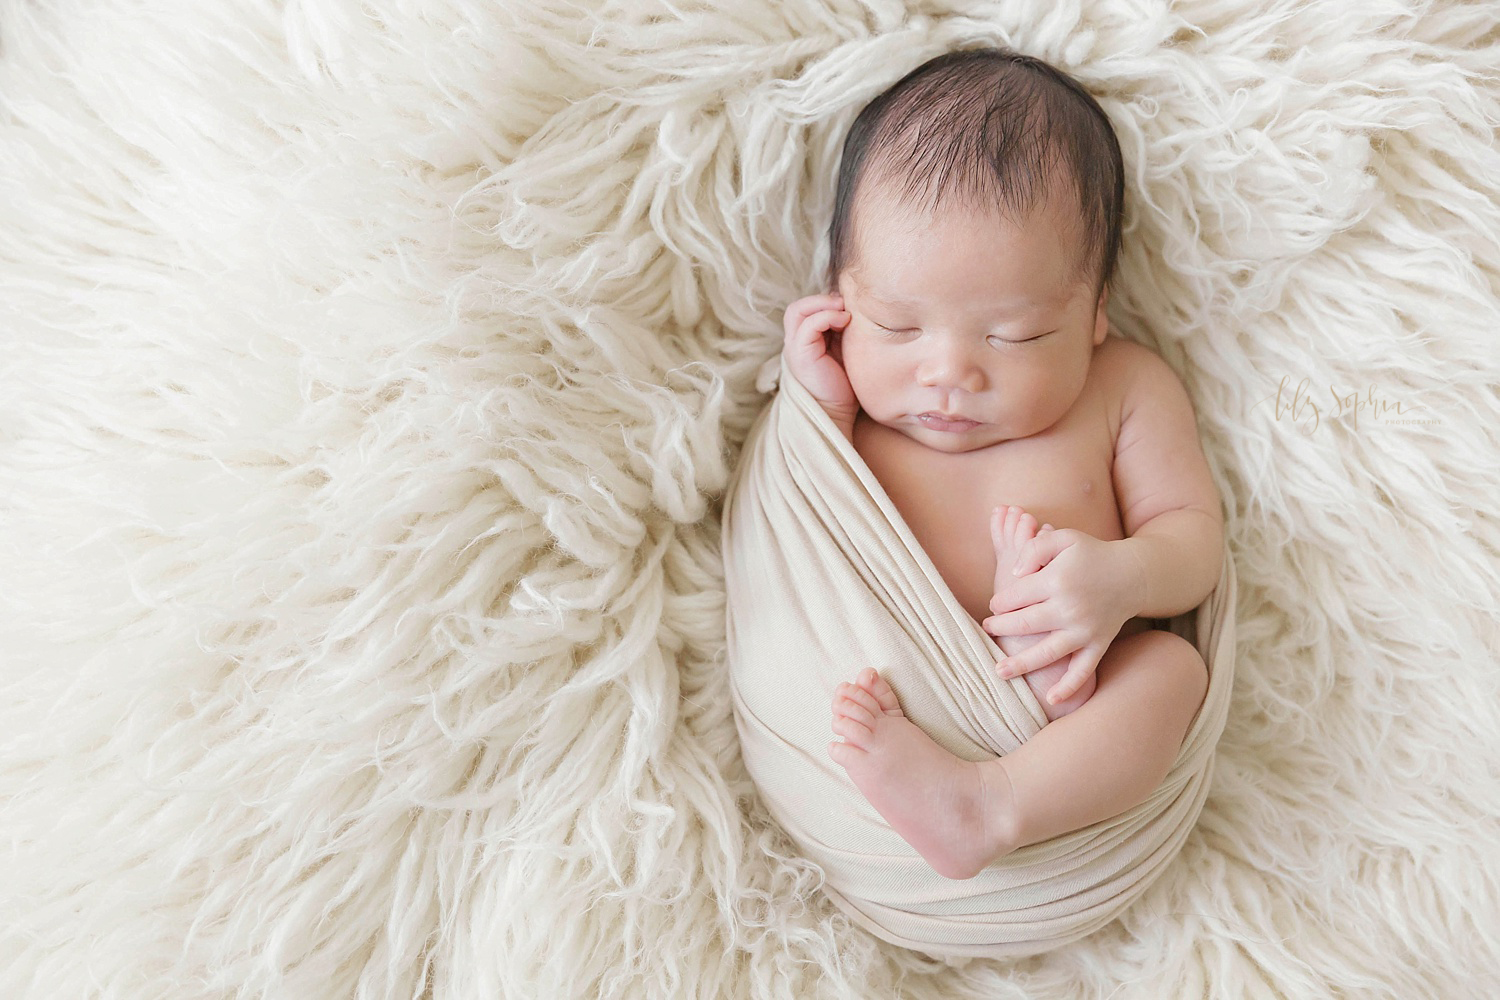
[782,294,858,425]
[983,528,1143,703]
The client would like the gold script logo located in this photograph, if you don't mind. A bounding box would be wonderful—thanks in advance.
[1258,376,1440,434]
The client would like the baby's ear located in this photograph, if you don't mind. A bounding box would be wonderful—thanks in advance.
[1092,286,1110,346]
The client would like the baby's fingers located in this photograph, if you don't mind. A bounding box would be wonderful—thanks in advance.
[783,294,845,340]
[792,308,849,346]
[995,632,1077,679]
[983,600,1061,637]
[1044,665,1092,704]
[786,312,851,370]
[1045,650,1102,705]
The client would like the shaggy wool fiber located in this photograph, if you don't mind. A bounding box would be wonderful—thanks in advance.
[3,0,1498,997]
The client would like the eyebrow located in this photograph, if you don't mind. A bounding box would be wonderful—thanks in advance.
[862,289,1046,315]
[862,290,925,309]
[864,290,930,310]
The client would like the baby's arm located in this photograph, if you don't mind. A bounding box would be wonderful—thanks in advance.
[1110,349,1224,618]
[984,346,1222,697]
[782,293,858,442]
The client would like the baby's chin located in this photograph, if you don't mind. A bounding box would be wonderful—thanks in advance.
[909,429,1001,454]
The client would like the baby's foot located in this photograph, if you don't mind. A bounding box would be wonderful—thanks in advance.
[828,667,1018,879]
[990,504,1049,601]
[988,505,1096,722]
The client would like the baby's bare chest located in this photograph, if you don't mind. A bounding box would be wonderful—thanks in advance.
[854,405,1122,628]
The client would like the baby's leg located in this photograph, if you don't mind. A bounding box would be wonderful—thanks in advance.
[979,627,1208,853]
[829,669,995,880]
[829,629,1207,879]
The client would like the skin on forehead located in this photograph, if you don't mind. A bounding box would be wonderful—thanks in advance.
[841,177,1099,319]
[840,169,1100,304]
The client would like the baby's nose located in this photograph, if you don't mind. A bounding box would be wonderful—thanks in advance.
[917,348,985,393]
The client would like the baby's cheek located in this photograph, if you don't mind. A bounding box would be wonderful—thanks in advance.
[839,329,868,370]
[839,347,867,392]
[843,368,879,413]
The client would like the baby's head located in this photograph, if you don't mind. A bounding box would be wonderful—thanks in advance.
[824,48,1126,451]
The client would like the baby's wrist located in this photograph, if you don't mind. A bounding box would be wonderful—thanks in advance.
[1113,537,1151,618]
[820,402,858,442]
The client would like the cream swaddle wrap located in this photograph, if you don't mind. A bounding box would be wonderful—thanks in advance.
[722,350,1237,960]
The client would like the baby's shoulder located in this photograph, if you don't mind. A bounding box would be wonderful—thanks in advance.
[1091,334,1185,404]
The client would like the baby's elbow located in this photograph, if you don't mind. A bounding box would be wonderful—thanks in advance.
[1200,502,1225,549]
[1195,506,1226,591]
[1166,504,1224,597]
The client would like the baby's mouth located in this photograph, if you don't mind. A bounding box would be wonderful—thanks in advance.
[916,412,979,432]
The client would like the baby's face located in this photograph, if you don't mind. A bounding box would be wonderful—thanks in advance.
[835,189,1109,453]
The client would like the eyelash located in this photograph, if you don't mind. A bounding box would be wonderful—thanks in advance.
[873,323,1050,344]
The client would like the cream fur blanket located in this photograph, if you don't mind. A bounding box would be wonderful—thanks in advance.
[724,353,1239,959]
[3,0,1499,997]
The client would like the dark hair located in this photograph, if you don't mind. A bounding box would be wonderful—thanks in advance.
[825,47,1125,298]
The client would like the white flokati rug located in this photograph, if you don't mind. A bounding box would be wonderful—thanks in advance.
[3,1,1498,997]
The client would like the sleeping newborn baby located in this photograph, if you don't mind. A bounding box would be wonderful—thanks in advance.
[781,48,1226,880]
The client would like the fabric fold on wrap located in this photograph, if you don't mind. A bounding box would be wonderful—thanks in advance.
[722,351,1237,960]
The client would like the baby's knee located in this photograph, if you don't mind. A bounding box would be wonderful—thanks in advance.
[1132,629,1208,702]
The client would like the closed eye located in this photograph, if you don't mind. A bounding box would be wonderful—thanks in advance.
[990,331,1055,345]
[872,323,1055,342]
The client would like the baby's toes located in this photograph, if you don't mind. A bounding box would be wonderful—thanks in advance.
[1003,504,1025,540]
[837,679,883,720]
[996,505,1042,551]
[831,701,875,747]
[991,504,1018,543]
[857,668,903,715]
